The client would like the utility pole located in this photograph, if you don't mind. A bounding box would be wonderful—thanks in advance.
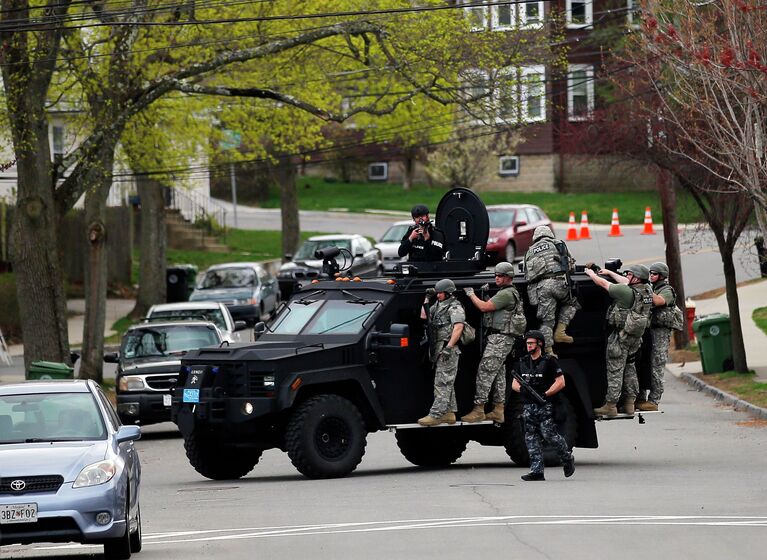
[221,129,242,229]
[229,161,238,229]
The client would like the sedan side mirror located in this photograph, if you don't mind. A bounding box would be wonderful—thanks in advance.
[233,320,248,332]
[254,322,267,337]
[115,425,141,443]
[284,253,293,262]
[103,352,120,364]
[515,221,527,230]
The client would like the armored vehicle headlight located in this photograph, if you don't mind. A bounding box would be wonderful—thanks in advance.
[119,376,147,391]
[242,402,254,415]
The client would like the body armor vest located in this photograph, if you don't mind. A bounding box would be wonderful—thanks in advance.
[651,281,684,330]
[607,283,654,337]
[482,286,526,335]
[526,239,569,282]
[517,354,552,396]
[429,297,462,356]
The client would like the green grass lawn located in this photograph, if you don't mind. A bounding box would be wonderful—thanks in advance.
[700,371,767,409]
[753,307,767,337]
[250,177,703,224]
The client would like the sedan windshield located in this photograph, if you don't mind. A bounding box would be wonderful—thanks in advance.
[148,309,227,331]
[294,239,352,260]
[379,224,411,242]
[488,210,515,228]
[271,299,378,335]
[122,325,220,359]
[0,392,106,443]
[199,268,255,289]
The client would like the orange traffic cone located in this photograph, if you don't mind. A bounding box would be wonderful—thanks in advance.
[566,212,579,241]
[579,210,592,240]
[608,208,623,237]
[641,206,656,235]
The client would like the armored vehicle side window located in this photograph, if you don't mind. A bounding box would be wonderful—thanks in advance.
[272,301,322,334]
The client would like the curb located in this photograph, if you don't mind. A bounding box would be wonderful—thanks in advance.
[677,371,767,420]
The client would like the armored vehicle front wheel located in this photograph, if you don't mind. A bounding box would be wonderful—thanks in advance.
[503,395,578,467]
[184,431,263,480]
[286,395,367,479]
[395,429,469,467]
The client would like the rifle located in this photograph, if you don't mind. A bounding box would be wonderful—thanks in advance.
[511,370,547,405]
[478,283,489,352]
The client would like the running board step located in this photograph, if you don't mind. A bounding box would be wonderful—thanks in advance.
[596,410,663,424]
[386,420,498,431]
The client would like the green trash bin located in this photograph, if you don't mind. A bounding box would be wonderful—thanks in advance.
[692,314,734,373]
[26,361,74,381]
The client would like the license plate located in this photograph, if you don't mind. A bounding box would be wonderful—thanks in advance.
[0,503,38,524]
[163,394,172,407]
[183,389,200,403]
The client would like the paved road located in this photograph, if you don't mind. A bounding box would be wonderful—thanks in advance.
[5,374,766,559]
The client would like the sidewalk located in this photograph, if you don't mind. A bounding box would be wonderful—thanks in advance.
[7,298,136,358]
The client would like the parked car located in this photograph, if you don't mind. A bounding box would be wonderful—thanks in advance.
[278,234,383,281]
[0,380,142,558]
[145,301,253,343]
[485,204,553,263]
[375,220,412,272]
[106,321,224,426]
[189,262,280,325]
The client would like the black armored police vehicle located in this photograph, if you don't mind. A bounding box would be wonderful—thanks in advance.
[171,188,641,480]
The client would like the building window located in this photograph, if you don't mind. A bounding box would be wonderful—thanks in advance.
[520,1,544,27]
[566,0,592,28]
[522,66,546,122]
[491,2,515,31]
[567,64,594,121]
[498,155,520,177]
[52,125,65,163]
[368,162,388,181]
[459,0,488,32]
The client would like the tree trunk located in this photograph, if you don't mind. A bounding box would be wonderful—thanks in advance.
[658,169,689,348]
[275,157,299,260]
[721,246,749,373]
[130,176,167,319]
[402,156,414,191]
[9,118,71,370]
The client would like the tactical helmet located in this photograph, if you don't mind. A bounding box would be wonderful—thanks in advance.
[624,264,650,282]
[532,225,555,241]
[650,262,669,279]
[524,330,546,345]
[411,204,429,218]
[494,261,515,277]
[434,278,456,294]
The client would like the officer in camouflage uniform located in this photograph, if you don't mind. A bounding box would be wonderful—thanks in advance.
[523,225,580,354]
[418,278,465,427]
[461,262,527,424]
[636,262,683,411]
[585,263,654,417]
[511,330,575,481]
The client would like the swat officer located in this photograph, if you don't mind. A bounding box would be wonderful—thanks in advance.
[636,262,681,411]
[418,278,465,426]
[398,204,446,262]
[461,262,526,424]
[511,330,575,481]
[585,263,654,417]
[523,225,579,354]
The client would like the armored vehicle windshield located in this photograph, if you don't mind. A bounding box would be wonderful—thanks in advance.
[271,296,380,335]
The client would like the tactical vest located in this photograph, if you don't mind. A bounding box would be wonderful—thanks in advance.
[429,297,463,356]
[482,286,527,336]
[607,283,654,338]
[525,239,569,282]
[517,354,552,397]
[651,282,684,330]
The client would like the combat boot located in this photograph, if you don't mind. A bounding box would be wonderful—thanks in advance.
[521,472,545,481]
[553,323,574,344]
[637,401,659,412]
[484,403,505,423]
[620,397,635,415]
[417,414,443,427]
[593,402,618,417]
[443,411,457,424]
[563,455,575,478]
[461,404,485,423]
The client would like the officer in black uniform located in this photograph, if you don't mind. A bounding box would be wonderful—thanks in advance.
[511,330,575,481]
[398,204,446,262]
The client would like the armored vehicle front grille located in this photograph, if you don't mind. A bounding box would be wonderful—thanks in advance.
[145,374,178,390]
[248,372,276,397]
[0,475,64,495]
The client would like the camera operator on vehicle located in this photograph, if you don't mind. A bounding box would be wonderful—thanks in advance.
[398,204,446,262]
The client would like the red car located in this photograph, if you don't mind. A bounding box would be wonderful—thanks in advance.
[485,204,554,263]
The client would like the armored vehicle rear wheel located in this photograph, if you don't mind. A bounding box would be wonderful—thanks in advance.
[503,395,578,467]
[184,432,263,480]
[286,395,367,479]
[395,429,469,467]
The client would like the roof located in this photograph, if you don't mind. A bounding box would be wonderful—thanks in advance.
[126,320,221,332]
[149,302,225,312]
[306,234,362,241]
[0,380,92,396]
[486,204,541,211]
[205,262,264,271]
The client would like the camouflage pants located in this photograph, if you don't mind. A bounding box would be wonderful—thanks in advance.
[605,331,641,403]
[528,276,580,348]
[648,327,672,404]
[474,334,514,405]
[522,402,572,475]
[429,346,460,417]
